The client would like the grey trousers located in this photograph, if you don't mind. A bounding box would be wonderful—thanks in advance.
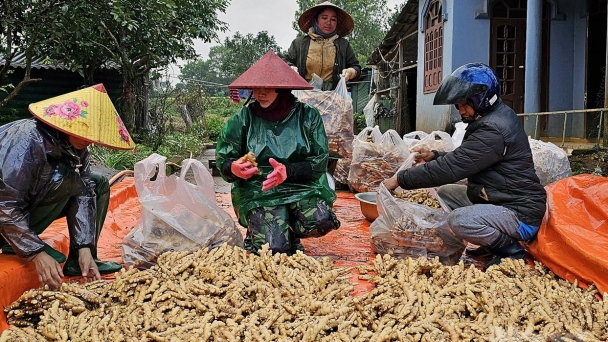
[437,184,521,246]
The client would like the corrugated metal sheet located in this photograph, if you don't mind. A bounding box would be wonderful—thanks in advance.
[350,69,372,113]
[0,67,123,125]
[0,52,120,71]
[368,0,419,66]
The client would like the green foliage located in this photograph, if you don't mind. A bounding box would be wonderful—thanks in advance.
[179,29,283,98]
[219,31,283,81]
[1,0,230,131]
[179,45,232,96]
[293,0,401,66]
[206,98,240,117]
[205,114,227,142]
[89,145,149,171]
[353,112,367,134]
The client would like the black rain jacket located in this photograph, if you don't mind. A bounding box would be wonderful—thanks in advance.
[284,35,361,90]
[397,101,547,226]
[0,119,96,258]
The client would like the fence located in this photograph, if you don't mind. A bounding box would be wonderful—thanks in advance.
[517,108,608,148]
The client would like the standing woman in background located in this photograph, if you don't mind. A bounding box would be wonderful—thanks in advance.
[284,1,361,90]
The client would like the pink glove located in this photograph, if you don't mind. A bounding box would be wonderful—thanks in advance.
[262,158,287,191]
[230,158,259,180]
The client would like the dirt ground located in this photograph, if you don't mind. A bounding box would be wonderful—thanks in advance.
[568,149,608,177]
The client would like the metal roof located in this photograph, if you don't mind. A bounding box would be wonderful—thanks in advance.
[368,0,419,66]
[0,52,120,71]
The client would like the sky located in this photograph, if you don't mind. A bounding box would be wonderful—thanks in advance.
[177,0,404,72]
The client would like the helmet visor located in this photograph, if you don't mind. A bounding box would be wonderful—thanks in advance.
[433,75,488,106]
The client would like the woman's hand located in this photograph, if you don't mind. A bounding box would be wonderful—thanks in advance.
[341,68,356,81]
[78,248,101,283]
[32,252,64,289]
[230,158,259,180]
[262,158,287,191]
[382,174,400,191]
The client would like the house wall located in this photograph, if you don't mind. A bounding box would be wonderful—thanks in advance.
[416,0,451,134]
[416,0,588,138]
[417,0,492,133]
[545,0,587,138]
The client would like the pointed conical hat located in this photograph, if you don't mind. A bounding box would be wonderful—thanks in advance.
[229,50,313,90]
[28,84,135,150]
[298,1,354,37]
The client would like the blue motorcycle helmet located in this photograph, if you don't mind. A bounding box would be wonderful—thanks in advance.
[433,63,501,122]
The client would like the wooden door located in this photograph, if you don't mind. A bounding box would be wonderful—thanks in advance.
[490,1,528,114]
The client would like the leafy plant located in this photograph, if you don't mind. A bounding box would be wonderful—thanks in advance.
[205,114,226,142]
[354,112,367,134]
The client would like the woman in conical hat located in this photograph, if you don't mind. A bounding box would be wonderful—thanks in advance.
[284,1,360,90]
[216,50,341,255]
[0,84,134,289]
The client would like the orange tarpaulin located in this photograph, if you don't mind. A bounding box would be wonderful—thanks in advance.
[0,177,377,332]
[527,174,608,295]
[4,174,605,332]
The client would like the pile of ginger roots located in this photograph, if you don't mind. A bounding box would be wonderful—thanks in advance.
[2,243,607,342]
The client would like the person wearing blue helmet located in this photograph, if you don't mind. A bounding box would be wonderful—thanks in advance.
[383,63,547,270]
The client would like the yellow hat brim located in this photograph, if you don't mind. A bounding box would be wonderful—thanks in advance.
[28,84,135,150]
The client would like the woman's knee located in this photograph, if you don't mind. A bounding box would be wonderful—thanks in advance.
[292,200,340,238]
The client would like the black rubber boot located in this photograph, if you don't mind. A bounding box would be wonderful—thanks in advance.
[465,245,492,257]
[290,237,305,254]
[243,236,258,255]
[483,233,526,271]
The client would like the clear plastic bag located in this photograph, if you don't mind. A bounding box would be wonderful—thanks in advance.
[528,138,572,186]
[403,130,428,151]
[348,127,409,193]
[293,77,354,158]
[370,183,465,265]
[333,157,351,185]
[122,153,243,269]
[411,130,455,152]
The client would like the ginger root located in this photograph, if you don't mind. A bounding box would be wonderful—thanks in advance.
[242,152,261,175]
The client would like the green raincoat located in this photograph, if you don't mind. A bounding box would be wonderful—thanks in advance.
[216,101,336,227]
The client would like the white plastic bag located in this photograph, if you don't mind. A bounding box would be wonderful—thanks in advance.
[122,154,243,268]
[403,131,429,151]
[363,96,376,128]
[294,77,354,158]
[451,122,468,148]
[528,138,572,186]
[412,130,456,152]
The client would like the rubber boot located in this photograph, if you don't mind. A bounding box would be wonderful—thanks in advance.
[243,236,257,255]
[483,232,526,271]
[465,245,492,258]
[63,174,122,276]
[63,248,122,276]
[1,243,66,263]
[290,237,305,255]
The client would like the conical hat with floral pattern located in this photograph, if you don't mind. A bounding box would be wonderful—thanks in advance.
[28,84,135,150]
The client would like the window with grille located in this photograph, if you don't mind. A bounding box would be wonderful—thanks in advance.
[424,0,443,94]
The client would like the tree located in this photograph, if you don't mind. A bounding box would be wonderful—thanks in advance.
[1,0,230,133]
[73,0,229,132]
[293,0,400,66]
[179,46,231,95]
[0,0,65,109]
[219,31,283,81]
